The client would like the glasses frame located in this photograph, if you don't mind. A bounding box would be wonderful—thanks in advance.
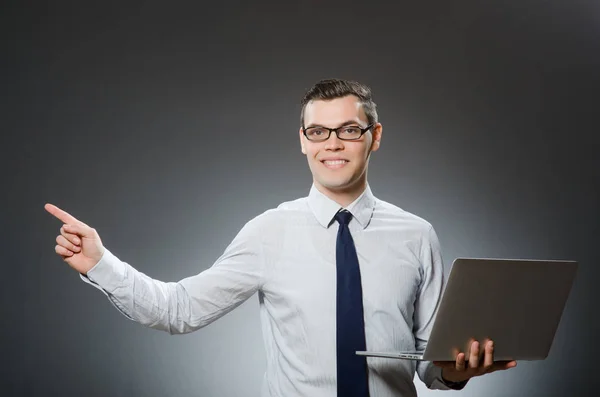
[302,123,374,142]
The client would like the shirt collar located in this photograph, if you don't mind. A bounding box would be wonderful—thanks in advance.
[308,184,376,229]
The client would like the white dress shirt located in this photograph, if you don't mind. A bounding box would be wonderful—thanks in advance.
[82,184,455,396]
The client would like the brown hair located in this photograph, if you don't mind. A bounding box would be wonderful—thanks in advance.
[300,78,378,126]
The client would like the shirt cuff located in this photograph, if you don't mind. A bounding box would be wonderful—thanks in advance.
[79,248,126,294]
[440,371,468,390]
[424,364,468,390]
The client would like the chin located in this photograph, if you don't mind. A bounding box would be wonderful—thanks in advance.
[317,179,356,192]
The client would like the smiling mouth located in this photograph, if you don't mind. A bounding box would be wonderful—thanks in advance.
[321,159,349,168]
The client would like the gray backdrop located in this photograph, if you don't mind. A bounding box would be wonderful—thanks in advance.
[2,1,599,396]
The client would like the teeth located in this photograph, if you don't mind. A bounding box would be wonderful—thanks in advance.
[323,160,347,165]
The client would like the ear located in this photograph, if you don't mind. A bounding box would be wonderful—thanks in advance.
[299,128,307,154]
[370,123,383,152]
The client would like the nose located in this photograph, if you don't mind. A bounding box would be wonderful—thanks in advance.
[324,132,344,151]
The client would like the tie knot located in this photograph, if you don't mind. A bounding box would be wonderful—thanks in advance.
[335,210,353,226]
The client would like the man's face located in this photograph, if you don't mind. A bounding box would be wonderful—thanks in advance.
[299,95,382,197]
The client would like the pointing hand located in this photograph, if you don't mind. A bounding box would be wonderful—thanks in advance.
[45,203,105,275]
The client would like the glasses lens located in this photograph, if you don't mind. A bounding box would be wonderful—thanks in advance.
[338,126,363,140]
[305,127,329,141]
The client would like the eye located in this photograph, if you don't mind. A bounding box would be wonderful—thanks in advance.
[341,126,361,135]
[307,128,325,136]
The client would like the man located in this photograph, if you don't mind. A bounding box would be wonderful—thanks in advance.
[46,79,516,396]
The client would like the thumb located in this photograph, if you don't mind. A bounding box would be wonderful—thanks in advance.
[63,223,97,238]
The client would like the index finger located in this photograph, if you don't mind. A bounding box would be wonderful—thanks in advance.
[44,203,83,225]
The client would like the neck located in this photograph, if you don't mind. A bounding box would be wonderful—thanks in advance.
[314,179,368,208]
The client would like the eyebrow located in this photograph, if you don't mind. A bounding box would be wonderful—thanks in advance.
[304,120,365,129]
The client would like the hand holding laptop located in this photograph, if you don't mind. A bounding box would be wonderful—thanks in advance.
[433,339,517,384]
[356,257,577,385]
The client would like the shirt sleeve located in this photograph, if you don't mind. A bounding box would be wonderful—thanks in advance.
[79,216,266,335]
[414,225,467,390]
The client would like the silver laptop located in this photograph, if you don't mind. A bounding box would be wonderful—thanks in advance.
[356,257,578,361]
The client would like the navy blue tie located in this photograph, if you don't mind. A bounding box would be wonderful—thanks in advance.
[335,210,369,397]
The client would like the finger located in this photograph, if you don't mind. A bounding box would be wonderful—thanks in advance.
[45,203,85,226]
[55,244,74,257]
[452,346,461,358]
[488,360,517,373]
[455,352,466,371]
[469,341,480,369]
[63,223,95,238]
[56,235,81,253]
[60,226,81,245]
[483,340,494,371]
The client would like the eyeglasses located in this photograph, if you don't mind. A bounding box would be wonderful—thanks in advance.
[302,124,374,142]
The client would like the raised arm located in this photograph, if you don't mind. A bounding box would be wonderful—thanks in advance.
[45,203,265,334]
